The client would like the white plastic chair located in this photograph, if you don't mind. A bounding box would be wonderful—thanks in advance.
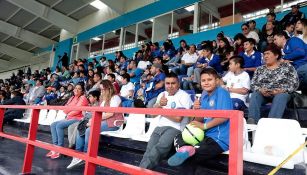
[37,109,49,125]
[131,116,160,142]
[54,110,67,121]
[40,110,57,125]
[243,118,305,169]
[101,113,146,138]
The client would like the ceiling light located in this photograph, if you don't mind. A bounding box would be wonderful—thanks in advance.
[149,19,154,22]
[90,0,107,10]
[92,37,101,41]
[185,5,194,12]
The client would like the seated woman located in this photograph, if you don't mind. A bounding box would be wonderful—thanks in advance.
[247,44,299,124]
[67,80,123,169]
[46,82,88,159]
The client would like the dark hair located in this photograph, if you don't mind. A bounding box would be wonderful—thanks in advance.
[0,90,7,98]
[107,73,116,80]
[36,79,44,85]
[264,44,282,60]
[88,90,100,100]
[153,42,159,47]
[134,99,145,108]
[234,33,246,42]
[274,31,290,40]
[267,12,276,18]
[76,82,85,93]
[244,38,256,45]
[94,72,102,79]
[200,68,219,79]
[11,90,23,97]
[241,23,249,29]
[165,72,179,81]
[285,22,294,28]
[229,56,245,68]
[180,39,187,44]
[202,45,213,53]
[163,42,171,51]
[121,73,130,82]
[249,20,256,25]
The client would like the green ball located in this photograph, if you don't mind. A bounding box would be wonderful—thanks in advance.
[182,124,205,146]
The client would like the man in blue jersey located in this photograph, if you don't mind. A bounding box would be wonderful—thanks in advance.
[274,31,307,94]
[167,68,233,166]
[239,38,263,79]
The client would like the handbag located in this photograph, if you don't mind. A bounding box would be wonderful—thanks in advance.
[287,92,307,120]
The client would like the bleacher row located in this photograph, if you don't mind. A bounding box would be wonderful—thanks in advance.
[13,106,307,171]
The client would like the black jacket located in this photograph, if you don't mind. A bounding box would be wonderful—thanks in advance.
[2,96,26,119]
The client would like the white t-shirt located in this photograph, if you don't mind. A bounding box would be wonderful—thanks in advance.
[100,95,121,116]
[155,89,193,131]
[181,52,199,64]
[120,82,135,98]
[137,61,152,70]
[246,31,260,43]
[222,71,250,104]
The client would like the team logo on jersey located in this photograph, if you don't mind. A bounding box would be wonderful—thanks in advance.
[171,102,176,109]
[209,100,215,107]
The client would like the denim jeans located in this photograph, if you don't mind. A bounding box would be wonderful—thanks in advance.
[297,63,307,94]
[75,120,118,152]
[50,119,79,147]
[248,91,290,122]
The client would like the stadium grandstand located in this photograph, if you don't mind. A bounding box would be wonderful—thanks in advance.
[0,0,307,174]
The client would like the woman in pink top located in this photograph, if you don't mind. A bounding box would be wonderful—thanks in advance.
[46,82,88,159]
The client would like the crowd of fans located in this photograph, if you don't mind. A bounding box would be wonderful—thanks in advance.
[0,4,306,171]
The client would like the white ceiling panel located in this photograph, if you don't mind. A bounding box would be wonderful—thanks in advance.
[17,42,35,51]
[7,9,36,27]
[53,0,89,15]
[24,18,52,33]
[69,5,98,20]
[0,0,19,21]
[3,36,22,46]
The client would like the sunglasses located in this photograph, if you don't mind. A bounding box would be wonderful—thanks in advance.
[242,27,248,31]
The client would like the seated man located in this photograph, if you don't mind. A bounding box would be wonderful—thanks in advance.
[139,72,193,169]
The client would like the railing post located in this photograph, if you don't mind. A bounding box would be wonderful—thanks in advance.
[228,111,243,175]
[22,108,40,174]
[84,111,102,175]
[0,108,5,133]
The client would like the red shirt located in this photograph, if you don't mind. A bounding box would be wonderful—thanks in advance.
[64,95,89,120]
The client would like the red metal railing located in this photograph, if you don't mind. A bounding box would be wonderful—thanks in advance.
[0,105,243,175]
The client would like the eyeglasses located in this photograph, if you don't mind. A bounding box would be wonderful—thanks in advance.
[242,27,248,31]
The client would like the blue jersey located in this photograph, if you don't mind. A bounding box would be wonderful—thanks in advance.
[208,54,223,75]
[283,37,307,69]
[128,68,143,83]
[239,51,262,78]
[200,86,233,151]
[145,73,166,102]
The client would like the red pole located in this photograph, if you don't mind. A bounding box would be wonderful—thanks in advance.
[228,111,243,175]
[22,109,40,174]
[84,111,102,175]
[0,108,5,133]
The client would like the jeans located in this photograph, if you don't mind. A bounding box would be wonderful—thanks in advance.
[139,126,180,169]
[193,68,203,84]
[75,120,118,152]
[297,63,307,94]
[248,91,290,122]
[50,119,79,147]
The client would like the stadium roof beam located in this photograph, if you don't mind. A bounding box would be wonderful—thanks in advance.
[100,0,124,14]
[0,43,32,62]
[6,0,78,34]
[0,57,12,67]
[199,1,220,19]
[0,20,56,48]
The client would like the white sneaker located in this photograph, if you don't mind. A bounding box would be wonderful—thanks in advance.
[67,158,84,169]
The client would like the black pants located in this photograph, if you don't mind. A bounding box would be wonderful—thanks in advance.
[174,133,224,161]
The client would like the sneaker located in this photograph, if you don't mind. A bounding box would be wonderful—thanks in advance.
[50,152,60,159]
[168,146,195,166]
[67,158,84,169]
[247,118,256,124]
[46,151,55,157]
[168,151,190,166]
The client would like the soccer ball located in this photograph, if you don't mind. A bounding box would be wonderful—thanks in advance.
[182,124,204,146]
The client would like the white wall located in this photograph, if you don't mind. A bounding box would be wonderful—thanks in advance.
[77,8,119,33]
[124,0,155,13]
